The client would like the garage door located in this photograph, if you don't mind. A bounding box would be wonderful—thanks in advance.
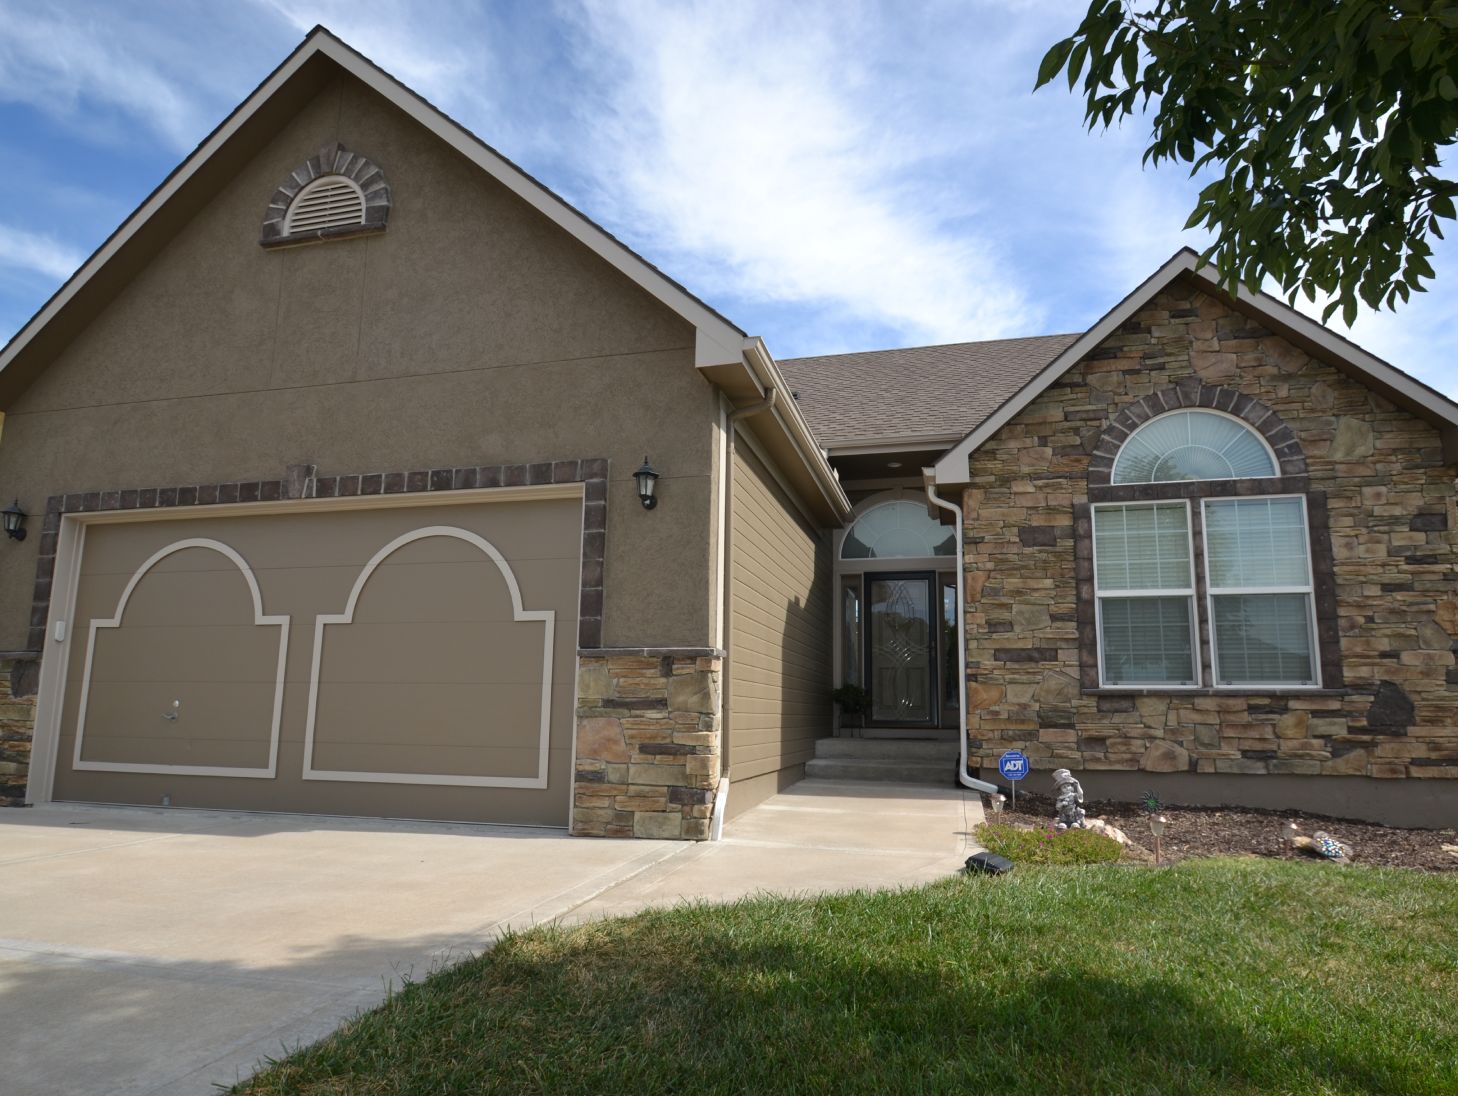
[50,495,581,826]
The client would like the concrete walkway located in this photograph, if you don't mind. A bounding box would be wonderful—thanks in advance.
[1,780,979,1095]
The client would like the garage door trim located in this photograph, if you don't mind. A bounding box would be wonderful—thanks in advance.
[301,525,556,789]
[71,536,291,779]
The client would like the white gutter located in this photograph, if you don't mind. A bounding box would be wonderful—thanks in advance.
[924,471,998,796]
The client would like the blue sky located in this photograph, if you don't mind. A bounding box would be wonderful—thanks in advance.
[2,0,1456,395]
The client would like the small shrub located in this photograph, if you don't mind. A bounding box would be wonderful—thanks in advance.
[976,821,1122,866]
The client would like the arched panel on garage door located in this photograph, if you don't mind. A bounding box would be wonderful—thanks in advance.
[303,526,556,787]
[73,538,290,778]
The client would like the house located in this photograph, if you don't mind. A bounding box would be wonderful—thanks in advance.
[0,29,1453,836]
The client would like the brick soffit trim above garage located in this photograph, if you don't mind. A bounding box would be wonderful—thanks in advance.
[24,458,610,656]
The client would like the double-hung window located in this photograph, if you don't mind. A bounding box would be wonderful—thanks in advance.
[1093,502,1199,686]
[1202,496,1318,687]
[1091,408,1321,690]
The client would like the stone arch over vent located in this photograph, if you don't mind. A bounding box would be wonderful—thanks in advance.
[1087,382,1307,488]
[260,142,391,247]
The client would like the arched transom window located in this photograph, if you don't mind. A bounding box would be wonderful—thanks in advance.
[841,500,955,559]
[1112,410,1276,484]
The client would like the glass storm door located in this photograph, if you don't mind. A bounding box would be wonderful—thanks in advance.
[864,572,937,725]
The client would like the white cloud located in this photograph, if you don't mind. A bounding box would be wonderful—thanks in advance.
[0,225,85,281]
[0,2,210,149]
[558,0,1037,348]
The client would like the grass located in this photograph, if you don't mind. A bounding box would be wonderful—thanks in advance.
[977,820,1123,864]
[234,859,1458,1096]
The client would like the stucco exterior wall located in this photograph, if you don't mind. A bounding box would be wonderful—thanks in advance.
[0,72,718,653]
[962,281,1458,795]
[728,437,832,816]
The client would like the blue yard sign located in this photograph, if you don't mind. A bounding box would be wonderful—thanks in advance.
[998,749,1029,808]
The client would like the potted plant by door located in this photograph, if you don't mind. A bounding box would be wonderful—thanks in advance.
[831,684,870,735]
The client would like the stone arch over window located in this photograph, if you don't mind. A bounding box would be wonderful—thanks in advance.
[1087,382,1307,489]
[260,142,391,247]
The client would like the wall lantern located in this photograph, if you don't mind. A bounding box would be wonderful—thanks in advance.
[634,457,660,510]
[2,499,27,542]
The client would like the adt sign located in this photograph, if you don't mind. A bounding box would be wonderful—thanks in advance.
[998,750,1029,782]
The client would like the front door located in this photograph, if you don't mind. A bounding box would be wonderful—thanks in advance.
[864,571,937,726]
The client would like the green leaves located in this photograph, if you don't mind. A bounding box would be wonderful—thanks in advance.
[1035,0,1458,323]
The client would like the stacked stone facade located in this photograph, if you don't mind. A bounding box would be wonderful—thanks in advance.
[963,281,1458,783]
[573,652,722,839]
[1,656,37,806]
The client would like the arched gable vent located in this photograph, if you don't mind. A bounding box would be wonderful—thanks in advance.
[261,142,390,247]
[284,175,365,234]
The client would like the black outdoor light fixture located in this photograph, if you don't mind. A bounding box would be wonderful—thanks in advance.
[2,499,26,542]
[634,457,660,510]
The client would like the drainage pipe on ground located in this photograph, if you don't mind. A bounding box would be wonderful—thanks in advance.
[924,473,999,796]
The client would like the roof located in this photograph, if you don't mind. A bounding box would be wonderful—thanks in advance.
[932,248,1458,484]
[779,333,1079,449]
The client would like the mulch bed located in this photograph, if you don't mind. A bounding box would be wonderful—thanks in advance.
[993,790,1458,873]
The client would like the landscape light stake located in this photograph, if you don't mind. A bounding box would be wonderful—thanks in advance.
[1150,814,1168,865]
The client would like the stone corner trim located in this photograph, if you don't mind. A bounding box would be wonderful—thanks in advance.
[259,142,391,248]
[573,653,722,840]
[0,654,39,807]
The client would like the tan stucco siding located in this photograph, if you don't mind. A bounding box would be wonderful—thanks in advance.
[0,72,716,651]
[728,438,830,816]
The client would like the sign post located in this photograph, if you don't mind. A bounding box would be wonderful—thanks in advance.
[997,749,1029,810]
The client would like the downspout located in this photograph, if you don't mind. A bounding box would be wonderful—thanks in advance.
[925,473,999,796]
[711,387,779,840]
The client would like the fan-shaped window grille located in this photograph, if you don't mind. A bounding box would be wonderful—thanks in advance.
[1112,410,1276,485]
[284,175,366,235]
[842,500,955,559]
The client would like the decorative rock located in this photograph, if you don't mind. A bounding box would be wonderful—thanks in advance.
[1012,602,1052,633]
[1328,416,1374,460]
[1141,741,1189,772]
[1275,711,1310,739]
[1084,818,1129,846]
[1435,599,1458,637]
[577,717,629,763]
[1366,682,1415,734]
[1035,670,1079,706]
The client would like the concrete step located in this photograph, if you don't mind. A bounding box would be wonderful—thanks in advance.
[814,737,960,762]
[804,757,956,785]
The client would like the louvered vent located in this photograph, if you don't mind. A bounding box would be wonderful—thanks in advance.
[284,176,366,234]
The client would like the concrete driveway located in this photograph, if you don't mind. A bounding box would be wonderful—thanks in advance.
[1,780,979,1095]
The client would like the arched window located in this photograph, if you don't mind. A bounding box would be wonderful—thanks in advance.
[1080,387,1332,692]
[1112,410,1276,484]
[284,175,365,234]
[841,500,954,559]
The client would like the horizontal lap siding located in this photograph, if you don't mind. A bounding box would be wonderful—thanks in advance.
[728,442,830,813]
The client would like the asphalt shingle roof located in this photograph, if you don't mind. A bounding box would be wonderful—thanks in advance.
[778,333,1081,447]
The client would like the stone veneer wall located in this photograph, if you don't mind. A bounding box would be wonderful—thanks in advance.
[573,652,722,839]
[0,656,38,806]
[963,281,1458,782]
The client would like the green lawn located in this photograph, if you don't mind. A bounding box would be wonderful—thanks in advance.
[235,859,1458,1095]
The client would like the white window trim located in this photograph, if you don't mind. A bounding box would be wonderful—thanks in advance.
[1201,494,1322,691]
[1112,407,1282,486]
[1091,500,1202,689]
